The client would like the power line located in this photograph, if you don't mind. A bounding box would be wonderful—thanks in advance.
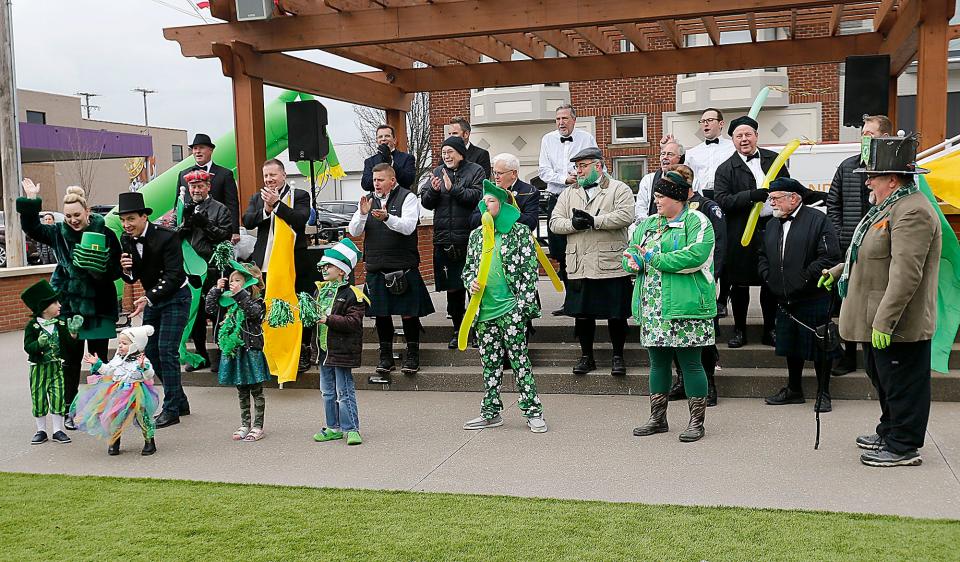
[132,88,157,134]
[147,0,205,19]
[75,91,100,119]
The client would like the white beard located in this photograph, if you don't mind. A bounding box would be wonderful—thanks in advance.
[772,209,784,218]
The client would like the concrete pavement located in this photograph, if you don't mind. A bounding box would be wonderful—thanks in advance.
[1,332,959,519]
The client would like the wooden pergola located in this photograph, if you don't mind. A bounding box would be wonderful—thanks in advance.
[164,0,956,204]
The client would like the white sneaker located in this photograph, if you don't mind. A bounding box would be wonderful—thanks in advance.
[527,416,547,433]
[463,415,503,430]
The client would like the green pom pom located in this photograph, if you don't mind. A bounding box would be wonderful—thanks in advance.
[267,298,295,328]
[297,292,321,328]
[211,241,235,272]
[217,305,246,358]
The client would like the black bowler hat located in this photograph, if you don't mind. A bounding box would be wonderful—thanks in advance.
[727,115,759,137]
[188,133,216,149]
[117,192,153,216]
[769,177,806,194]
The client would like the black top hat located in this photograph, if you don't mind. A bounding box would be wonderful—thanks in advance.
[854,135,930,175]
[188,133,216,149]
[117,192,153,216]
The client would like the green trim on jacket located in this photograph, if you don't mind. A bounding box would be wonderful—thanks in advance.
[624,208,717,321]
[23,317,73,364]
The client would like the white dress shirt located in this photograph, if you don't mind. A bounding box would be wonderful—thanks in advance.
[348,190,420,237]
[686,137,735,194]
[538,129,599,195]
[634,171,658,224]
[780,204,802,259]
[739,151,774,217]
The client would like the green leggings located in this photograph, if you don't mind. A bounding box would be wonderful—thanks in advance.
[648,346,708,397]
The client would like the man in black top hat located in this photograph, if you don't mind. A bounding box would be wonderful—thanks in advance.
[177,133,241,242]
[117,192,191,428]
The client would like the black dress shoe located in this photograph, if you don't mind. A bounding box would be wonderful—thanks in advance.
[706,382,718,407]
[184,359,210,373]
[716,302,728,318]
[860,447,922,467]
[51,431,72,444]
[814,393,832,413]
[108,438,121,456]
[765,386,805,405]
[154,412,180,428]
[31,431,48,445]
[761,329,776,347]
[572,355,596,375]
[727,329,746,349]
[831,360,856,376]
[64,416,77,431]
[141,438,157,456]
[611,355,626,376]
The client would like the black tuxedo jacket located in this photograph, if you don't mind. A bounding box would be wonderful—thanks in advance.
[241,185,311,269]
[361,149,416,192]
[177,162,240,234]
[759,205,841,303]
[121,223,186,304]
[465,144,491,179]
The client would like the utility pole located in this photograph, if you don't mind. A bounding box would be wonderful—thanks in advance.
[0,0,25,267]
[75,91,100,119]
[132,87,157,134]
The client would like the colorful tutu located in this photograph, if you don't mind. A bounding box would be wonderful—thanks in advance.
[70,379,159,443]
[218,349,272,386]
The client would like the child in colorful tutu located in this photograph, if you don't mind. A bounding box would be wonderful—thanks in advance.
[72,325,159,456]
[205,261,269,442]
[21,279,84,445]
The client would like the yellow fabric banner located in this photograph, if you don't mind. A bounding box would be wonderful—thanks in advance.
[925,149,960,209]
[263,212,302,384]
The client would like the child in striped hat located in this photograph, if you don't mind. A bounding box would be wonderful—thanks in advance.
[312,239,370,446]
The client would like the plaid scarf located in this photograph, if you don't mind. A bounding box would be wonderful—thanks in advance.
[839,182,918,297]
[315,280,346,352]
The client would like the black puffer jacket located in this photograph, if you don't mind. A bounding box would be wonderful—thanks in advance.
[826,154,871,252]
[420,161,484,246]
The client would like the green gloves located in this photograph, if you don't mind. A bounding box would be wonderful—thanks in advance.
[37,332,50,348]
[872,329,892,349]
[817,272,835,290]
[67,315,84,334]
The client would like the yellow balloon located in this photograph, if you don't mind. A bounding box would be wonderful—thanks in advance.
[741,139,803,247]
[458,212,496,351]
[534,237,564,293]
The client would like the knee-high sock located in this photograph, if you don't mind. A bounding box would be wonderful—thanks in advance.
[730,285,750,332]
[401,317,422,344]
[447,289,467,331]
[375,316,394,344]
[787,356,805,393]
[608,318,627,356]
[575,318,596,357]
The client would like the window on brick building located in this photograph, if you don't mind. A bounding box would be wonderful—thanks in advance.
[618,39,638,53]
[613,157,647,193]
[26,110,46,125]
[611,115,648,144]
[172,144,183,162]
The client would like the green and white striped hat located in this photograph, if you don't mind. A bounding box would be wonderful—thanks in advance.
[319,238,362,274]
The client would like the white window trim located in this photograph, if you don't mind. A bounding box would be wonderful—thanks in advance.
[611,114,648,144]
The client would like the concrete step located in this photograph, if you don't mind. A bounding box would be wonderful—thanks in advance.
[177,366,960,402]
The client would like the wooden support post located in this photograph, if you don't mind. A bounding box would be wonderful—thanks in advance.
[386,109,408,152]
[916,0,950,150]
[231,66,266,208]
[887,74,898,127]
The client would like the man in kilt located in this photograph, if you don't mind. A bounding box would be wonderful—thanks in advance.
[758,178,842,412]
[348,163,435,383]
[118,192,190,428]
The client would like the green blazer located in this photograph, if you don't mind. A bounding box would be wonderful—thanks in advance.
[23,317,73,364]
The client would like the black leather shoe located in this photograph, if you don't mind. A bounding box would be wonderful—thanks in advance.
[611,355,626,376]
[727,329,746,349]
[765,386,805,405]
[716,301,728,318]
[31,431,48,445]
[108,438,121,456]
[860,448,922,467]
[856,433,884,450]
[64,415,77,431]
[831,360,856,376]
[706,382,718,407]
[154,412,180,428]
[51,430,71,444]
[572,355,596,375]
[761,329,776,347]
[141,438,157,456]
[814,393,832,413]
[184,359,210,373]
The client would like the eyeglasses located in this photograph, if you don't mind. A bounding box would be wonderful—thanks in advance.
[574,161,597,170]
[492,169,517,177]
[698,118,720,125]
[768,194,794,203]
[659,152,679,158]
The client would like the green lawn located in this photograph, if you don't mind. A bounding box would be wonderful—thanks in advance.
[0,472,957,561]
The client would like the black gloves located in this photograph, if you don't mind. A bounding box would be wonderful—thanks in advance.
[571,208,595,230]
[378,143,392,163]
[190,210,208,227]
[750,189,769,203]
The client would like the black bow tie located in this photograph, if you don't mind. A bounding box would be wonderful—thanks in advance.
[560,136,573,143]
[133,236,145,244]
[746,152,760,162]
[780,215,795,222]
[705,138,720,145]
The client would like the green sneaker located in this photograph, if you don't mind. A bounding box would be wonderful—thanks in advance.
[313,428,343,442]
[346,431,362,446]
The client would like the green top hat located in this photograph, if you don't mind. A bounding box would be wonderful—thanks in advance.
[73,246,110,261]
[78,231,107,252]
[21,279,60,316]
[219,260,264,306]
[478,179,521,234]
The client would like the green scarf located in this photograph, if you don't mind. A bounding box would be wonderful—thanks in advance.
[217,304,246,359]
[315,280,346,352]
[839,181,919,297]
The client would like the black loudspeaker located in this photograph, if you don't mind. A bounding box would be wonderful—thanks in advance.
[843,55,891,127]
[286,100,329,161]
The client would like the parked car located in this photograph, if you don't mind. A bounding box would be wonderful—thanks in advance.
[90,204,115,216]
[323,200,359,216]
[310,203,352,242]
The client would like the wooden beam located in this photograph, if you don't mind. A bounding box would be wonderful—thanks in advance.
[888,74,899,126]
[164,0,863,57]
[230,42,412,110]
[534,30,581,56]
[615,23,648,51]
[421,39,482,64]
[746,13,757,41]
[574,26,614,54]
[382,42,451,66]
[457,36,513,61]
[828,5,842,36]
[494,33,545,59]
[327,45,415,69]
[376,32,882,92]
[230,58,266,208]
[658,20,683,48]
[789,9,798,38]
[916,0,950,149]
[951,23,960,40]
[386,110,408,152]
[872,0,897,34]
[880,0,922,74]
[209,0,235,21]
[702,16,721,45]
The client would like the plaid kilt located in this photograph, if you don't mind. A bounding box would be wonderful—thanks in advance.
[775,294,843,362]
[143,286,191,415]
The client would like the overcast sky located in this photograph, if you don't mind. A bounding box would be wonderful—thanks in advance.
[11,0,370,143]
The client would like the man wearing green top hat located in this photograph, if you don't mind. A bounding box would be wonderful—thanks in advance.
[461,180,546,433]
